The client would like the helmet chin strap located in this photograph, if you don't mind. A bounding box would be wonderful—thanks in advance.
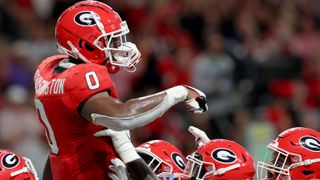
[290,158,320,169]
[10,167,30,177]
[10,158,39,180]
[213,163,241,176]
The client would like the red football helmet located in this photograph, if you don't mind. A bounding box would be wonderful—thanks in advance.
[136,140,187,179]
[55,0,140,73]
[184,139,255,180]
[0,149,38,180]
[257,127,320,180]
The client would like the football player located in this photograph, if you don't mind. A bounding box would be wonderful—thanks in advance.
[98,126,255,180]
[94,129,187,180]
[0,149,39,180]
[136,140,187,179]
[34,1,208,179]
[257,127,320,180]
[185,127,256,180]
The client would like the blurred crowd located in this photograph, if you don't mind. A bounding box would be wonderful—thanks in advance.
[1,0,320,177]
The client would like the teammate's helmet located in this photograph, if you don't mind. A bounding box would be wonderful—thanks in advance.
[55,0,139,73]
[0,149,38,180]
[257,127,320,180]
[185,139,255,180]
[136,140,187,179]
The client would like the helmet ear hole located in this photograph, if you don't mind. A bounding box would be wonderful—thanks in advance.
[79,40,95,52]
[78,40,83,48]
[290,141,295,145]
[242,154,247,162]
[84,42,95,52]
[301,170,314,176]
[163,150,169,156]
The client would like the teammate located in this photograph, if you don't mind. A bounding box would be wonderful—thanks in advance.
[136,140,187,179]
[184,139,255,179]
[0,149,39,180]
[257,127,320,180]
[34,1,208,179]
[97,126,255,180]
[185,127,256,180]
[94,129,187,180]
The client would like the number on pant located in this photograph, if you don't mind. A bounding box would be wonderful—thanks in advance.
[35,99,59,154]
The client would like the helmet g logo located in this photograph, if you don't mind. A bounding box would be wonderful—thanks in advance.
[212,148,237,164]
[171,153,186,171]
[300,136,320,152]
[75,11,100,26]
[2,153,19,168]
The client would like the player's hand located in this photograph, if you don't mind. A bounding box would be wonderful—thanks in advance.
[126,42,141,67]
[184,85,208,114]
[118,42,141,71]
[113,42,141,71]
[108,158,129,180]
[94,129,131,150]
[188,126,210,148]
[94,129,139,164]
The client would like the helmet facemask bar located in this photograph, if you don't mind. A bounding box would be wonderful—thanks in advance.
[136,149,174,177]
[186,153,241,179]
[185,153,216,180]
[257,142,301,180]
[185,153,206,179]
[93,21,138,70]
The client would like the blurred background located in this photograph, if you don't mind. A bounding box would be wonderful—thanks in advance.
[1,0,320,177]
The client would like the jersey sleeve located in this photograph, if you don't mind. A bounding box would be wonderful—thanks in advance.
[63,64,118,110]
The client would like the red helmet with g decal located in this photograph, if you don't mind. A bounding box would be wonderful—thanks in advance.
[185,139,255,180]
[257,127,320,180]
[0,149,38,180]
[136,140,187,179]
[55,0,141,73]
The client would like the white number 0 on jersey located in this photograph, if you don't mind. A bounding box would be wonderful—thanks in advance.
[85,71,100,90]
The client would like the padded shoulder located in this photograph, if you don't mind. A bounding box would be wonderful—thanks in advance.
[63,64,118,110]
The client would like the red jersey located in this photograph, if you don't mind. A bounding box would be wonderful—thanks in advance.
[34,55,119,180]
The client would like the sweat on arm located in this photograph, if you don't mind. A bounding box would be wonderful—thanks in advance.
[81,85,188,130]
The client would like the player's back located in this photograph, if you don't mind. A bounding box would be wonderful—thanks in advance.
[34,55,119,180]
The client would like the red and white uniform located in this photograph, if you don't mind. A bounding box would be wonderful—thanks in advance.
[34,55,119,180]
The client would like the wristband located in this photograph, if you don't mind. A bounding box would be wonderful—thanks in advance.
[164,85,188,106]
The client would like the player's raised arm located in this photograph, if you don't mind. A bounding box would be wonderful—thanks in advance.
[81,85,208,130]
[94,129,158,180]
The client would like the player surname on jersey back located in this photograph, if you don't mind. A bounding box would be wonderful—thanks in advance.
[34,70,65,95]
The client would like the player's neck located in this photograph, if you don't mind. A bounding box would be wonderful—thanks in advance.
[69,57,84,64]
[53,57,82,74]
